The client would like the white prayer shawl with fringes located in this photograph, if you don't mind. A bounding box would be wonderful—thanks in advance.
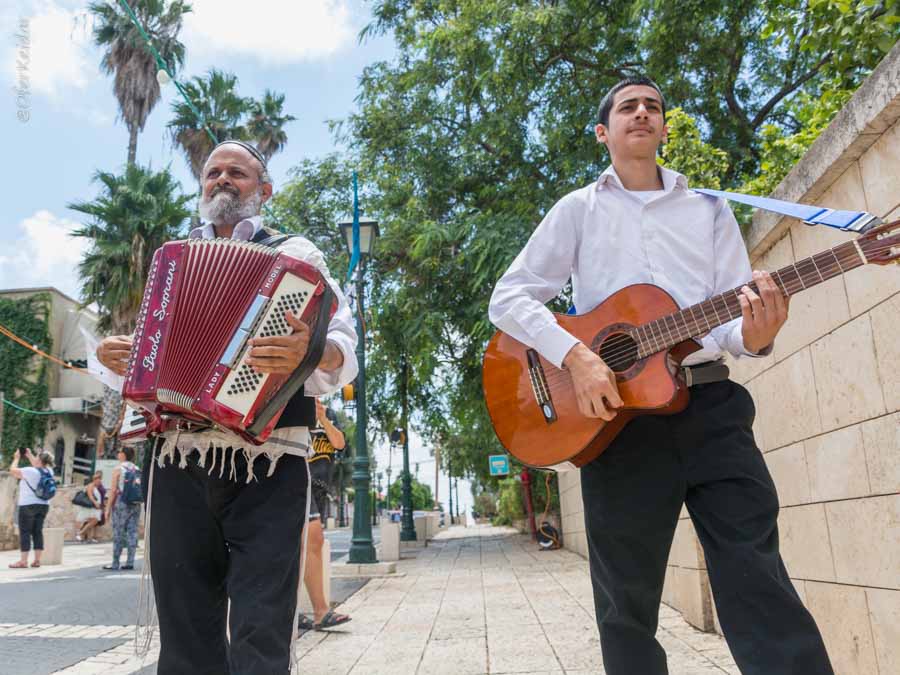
[155,426,311,481]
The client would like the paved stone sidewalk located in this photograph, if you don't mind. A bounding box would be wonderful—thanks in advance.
[294,525,740,675]
[15,525,740,674]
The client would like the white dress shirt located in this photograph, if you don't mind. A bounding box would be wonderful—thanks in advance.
[489,165,765,369]
[157,216,358,473]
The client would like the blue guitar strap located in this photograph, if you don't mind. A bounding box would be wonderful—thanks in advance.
[693,188,881,234]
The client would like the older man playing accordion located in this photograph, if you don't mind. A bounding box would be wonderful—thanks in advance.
[97,140,357,675]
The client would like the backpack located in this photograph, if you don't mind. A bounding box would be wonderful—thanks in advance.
[121,464,143,504]
[27,468,57,501]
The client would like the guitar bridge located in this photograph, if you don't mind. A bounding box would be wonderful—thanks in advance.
[527,349,557,424]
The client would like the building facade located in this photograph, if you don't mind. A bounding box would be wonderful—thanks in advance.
[0,286,104,485]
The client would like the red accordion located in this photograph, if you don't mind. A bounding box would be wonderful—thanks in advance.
[122,238,336,444]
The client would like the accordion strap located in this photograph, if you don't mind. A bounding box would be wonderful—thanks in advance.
[257,233,294,248]
[247,283,337,437]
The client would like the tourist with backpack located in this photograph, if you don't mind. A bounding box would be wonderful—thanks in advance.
[103,446,142,571]
[7,447,56,569]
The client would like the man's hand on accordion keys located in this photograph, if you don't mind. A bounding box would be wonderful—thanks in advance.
[97,335,134,376]
[245,311,313,375]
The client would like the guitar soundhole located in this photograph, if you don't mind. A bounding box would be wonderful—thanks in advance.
[597,332,639,373]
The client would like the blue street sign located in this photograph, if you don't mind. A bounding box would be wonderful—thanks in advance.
[489,454,510,476]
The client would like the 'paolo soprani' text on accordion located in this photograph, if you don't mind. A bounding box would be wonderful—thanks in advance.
[122,238,336,445]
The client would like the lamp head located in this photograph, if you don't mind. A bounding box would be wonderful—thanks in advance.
[338,218,380,258]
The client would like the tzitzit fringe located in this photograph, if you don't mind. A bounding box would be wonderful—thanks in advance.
[154,429,310,483]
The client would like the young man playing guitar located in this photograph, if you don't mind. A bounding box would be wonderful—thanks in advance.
[488,76,834,674]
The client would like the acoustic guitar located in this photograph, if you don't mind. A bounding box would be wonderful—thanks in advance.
[482,219,900,470]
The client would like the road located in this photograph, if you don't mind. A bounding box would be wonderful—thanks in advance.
[0,533,374,675]
[325,523,381,560]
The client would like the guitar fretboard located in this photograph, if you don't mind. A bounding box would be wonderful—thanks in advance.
[634,240,866,357]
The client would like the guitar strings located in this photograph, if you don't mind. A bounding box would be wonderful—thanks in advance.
[533,241,898,389]
[538,238,897,386]
[538,245,894,387]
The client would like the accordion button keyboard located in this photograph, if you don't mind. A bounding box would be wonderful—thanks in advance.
[215,273,319,418]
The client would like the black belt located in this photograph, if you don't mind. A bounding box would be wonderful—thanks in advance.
[682,361,730,387]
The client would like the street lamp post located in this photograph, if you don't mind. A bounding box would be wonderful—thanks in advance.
[337,455,346,528]
[340,217,380,564]
[374,471,383,525]
[448,457,454,525]
[399,357,416,541]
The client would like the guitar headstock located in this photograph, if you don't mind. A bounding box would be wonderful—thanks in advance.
[858,219,900,266]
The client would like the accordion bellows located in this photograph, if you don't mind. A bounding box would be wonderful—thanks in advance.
[123,238,335,445]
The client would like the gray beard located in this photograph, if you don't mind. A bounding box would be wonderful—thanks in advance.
[199,188,263,225]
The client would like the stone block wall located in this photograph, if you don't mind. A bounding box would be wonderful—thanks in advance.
[0,472,20,550]
[557,472,586,558]
[558,41,900,674]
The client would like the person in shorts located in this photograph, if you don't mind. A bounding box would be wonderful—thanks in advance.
[298,398,351,631]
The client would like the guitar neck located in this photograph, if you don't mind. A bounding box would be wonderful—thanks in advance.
[636,239,867,357]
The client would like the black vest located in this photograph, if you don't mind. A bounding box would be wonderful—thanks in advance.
[251,226,317,429]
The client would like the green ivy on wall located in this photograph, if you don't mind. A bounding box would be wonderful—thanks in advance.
[0,293,52,462]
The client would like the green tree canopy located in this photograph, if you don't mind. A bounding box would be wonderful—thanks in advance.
[640,0,898,177]
[386,473,434,510]
[274,0,898,486]
[658,108,730,189]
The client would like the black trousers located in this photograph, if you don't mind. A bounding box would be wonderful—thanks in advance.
[144,445,308,675]
[18,503,48,551]
[580,380,833,675]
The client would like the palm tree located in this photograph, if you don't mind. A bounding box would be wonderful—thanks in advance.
[70,163,191,456]
[70,164,192,334]
[91,0,191,166]
[246,90,296,162]
[168,69,252,180]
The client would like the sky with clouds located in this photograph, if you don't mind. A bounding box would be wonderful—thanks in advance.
[2,0,392,302]
[1,0,476,515]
